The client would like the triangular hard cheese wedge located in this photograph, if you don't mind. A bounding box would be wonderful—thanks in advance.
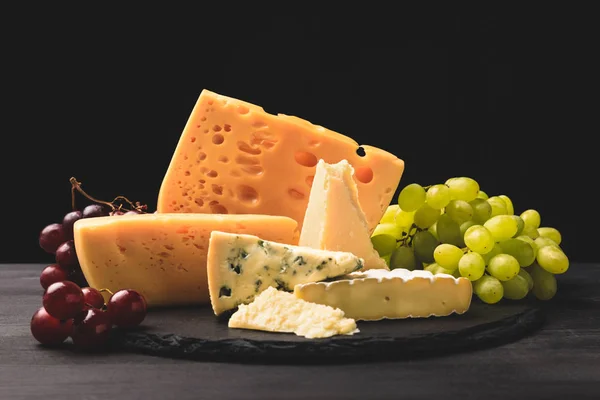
[299,159,389,270]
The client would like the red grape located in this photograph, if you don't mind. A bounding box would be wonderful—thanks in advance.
[71,308,112,350]
[39,223,65,254]
[109,210,125,216]
[124,210,140,215]
[40,264,70,290]
[30,307,73,346]
[42,281,85,320]
[82,287,105,309]
[55,240,79,270]
[107,289,147,328]
[62,210,83,240]
[83,204,109,218]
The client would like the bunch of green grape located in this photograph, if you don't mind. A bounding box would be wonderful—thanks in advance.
[370,177,569,304]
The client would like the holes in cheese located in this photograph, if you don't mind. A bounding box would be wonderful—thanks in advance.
[72,213,299,307]
[157,89,405,233]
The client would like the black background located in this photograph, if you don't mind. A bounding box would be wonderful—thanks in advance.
[3,5,595,263]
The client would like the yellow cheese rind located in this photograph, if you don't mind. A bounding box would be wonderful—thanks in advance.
[228,287,358,339]
[294,268,473,321]
[299,159,388,270]
[157,89,404,234]
[73,213,298,307]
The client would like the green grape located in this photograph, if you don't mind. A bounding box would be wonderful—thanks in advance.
[424,263,452,275]
[412,230,439,263]
[395,209,415,230]
[469,198,492,224]
[380,205,400,224]
[397,183,426,212]
[389,246,418,271]
[426,184,451,209]
[463,225,494,254]
[445,200,473,225]
[487,254,520,281]
[520,209,541,230]
[436,265,455,275]
[487,196,508,217]
[515,234,534,245]
[372,223,403,240]
[497,238,535,267]
[428,222,438,240]
[511,215,525,237]
[537,227,562,245]
[433,244,463,271]
[529,263,557,300]
[436,214,462,246]
[518,268,534,291]
[477,190,489,200]
[482,243,503,265]
[499,195,514,215]
[534,236,559,250]
[536,245,569,274]
[483,215,518,241]
[459,220,477,237]
[516,235,539,257]
[371,234,397,256]
[413,203,441,229]
[521,225,540,239]
[458,252,485,281]
[424,263,440,274]
[501,274,529,300]
[473,275,504,304]
[445,177,479,202]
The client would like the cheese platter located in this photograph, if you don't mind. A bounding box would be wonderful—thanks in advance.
[31,89,568,361]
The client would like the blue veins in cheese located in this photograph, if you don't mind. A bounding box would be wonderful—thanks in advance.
[206,231,364,316]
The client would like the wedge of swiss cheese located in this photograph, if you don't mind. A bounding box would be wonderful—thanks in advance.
[73,213,298,307]
[299,159,388,270]
[157,89,405,233]
[294,268,472,321]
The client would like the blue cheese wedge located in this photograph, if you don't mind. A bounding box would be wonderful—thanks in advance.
[207,231,364,315]
[294,268,472,321]
[228,287,358,339]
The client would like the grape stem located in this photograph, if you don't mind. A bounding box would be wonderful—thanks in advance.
[398,224,423,247]
[98,288,114,296]
[70,177,148,213]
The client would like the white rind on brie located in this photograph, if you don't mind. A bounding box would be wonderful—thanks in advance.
[294,268,473,321]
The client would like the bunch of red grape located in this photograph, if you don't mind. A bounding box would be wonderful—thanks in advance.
[38,204,139,287]
[31,280,147,349]
[35,201,145,350]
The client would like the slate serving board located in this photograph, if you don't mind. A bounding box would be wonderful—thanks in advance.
[110,299,545,364]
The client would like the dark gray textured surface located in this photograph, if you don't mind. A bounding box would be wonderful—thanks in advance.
[1,263,599,399]
[111,300,544,363]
